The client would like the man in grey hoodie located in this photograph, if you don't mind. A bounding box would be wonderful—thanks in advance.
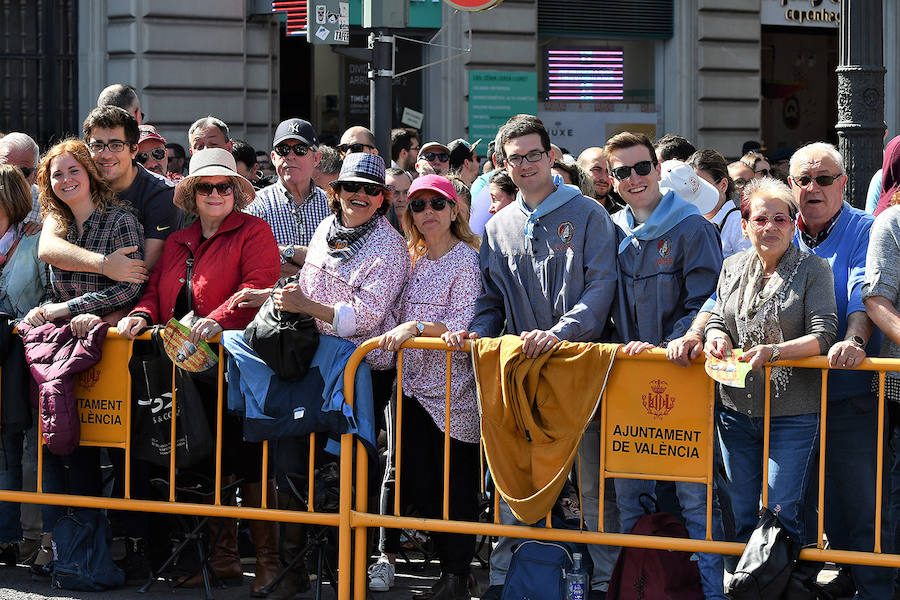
[445,114,619,600]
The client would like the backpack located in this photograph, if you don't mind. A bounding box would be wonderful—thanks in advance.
[607,494,703,600]
[502,539,593,600]
[50,509,125,591]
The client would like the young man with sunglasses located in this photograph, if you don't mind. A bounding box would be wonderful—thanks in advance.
[605,131,726,599]
[790,143,891,600]
[39,106,180,277]
[245,118,329,280]
[444,114,618,600]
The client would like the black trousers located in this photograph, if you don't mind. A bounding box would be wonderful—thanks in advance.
[399,396,479,575]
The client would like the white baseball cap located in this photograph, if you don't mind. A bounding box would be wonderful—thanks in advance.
[659,160,720,215]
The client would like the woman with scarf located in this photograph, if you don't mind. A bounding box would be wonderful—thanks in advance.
[704,177,837,547]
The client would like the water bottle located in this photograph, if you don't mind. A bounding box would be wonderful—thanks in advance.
[566,552,588,600]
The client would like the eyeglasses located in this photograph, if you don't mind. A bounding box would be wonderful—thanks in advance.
[408,145,420,155]
[87,140,129,153]
[274,144,311,157]
[409,196,451,212]
[749,214,793,228]
[610,160,656,181]
[16,166,33,179]
[505,150,548,168]
[790,173,842,188]
[422,152,449,163]
[195,182,234,196]
[340,181,383,196]
[754,168,771,176]
[733,178,750,188]
[135,147,166,164]
[338,142,375,154]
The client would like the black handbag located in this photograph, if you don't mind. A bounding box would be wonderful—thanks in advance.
[243,276,319,381]
[130,329,213,468]
[728,508,799,600]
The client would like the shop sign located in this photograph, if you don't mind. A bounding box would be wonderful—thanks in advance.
[76,336,131,445]
[308,0,350,44]
[468,70,537,145]
[761,0,840,28]
[603,357,714,480]
[444,0,503,11]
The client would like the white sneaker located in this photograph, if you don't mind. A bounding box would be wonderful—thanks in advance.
[367,556,395,592]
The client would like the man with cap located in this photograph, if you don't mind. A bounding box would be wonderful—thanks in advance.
[416,141,451,176]
[136,124,171,179]
[245,118,329,280]
[338,125,378,156]
[447,138,481,187]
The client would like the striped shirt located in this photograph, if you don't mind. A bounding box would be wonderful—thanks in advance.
[46,206,145,317]
[246,180,330,260]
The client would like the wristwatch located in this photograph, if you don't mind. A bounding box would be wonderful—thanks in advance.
[415,321,426,336]
[770,344,780,363]
[849,335,865,347]
[281,245,295,263]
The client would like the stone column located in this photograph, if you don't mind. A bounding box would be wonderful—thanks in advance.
[836,0,885,209]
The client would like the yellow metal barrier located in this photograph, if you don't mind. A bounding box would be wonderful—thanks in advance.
[342,338,900,599]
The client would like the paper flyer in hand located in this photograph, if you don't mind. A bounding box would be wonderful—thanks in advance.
[160,318,217,372]
[704,350,752,388]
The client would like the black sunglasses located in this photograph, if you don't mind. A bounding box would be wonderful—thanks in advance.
[135,147,167,164]
[409,196,451,212]
[340,181,384,196]
[754,168,771,176]
[790,173,842,188]
[16,166,34,179]
[195,182,234,196]
[338,142,375,154]
[610,160,656,181]
[421,152,449,163]
[274,144,311,157]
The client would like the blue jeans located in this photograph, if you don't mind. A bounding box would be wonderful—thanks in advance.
[717,406,818,547]
[614,477,726,600]
[811,395,892,600]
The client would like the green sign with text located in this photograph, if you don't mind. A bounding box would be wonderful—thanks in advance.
[349,0,442,28]
[468,70,538,142]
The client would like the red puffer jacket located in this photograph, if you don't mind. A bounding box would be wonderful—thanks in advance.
[19,321,110,455]
[130,211,280,329]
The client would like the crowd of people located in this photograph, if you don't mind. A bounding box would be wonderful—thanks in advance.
[0,80,900,600]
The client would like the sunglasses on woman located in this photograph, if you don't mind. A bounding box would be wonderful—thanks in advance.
[409,196,451,212]
[341,181,383,196]
[196,182,234,196]
[749,214,793,228]
[135,147,167,164]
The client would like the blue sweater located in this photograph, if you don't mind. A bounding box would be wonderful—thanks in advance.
[794,202,882,401]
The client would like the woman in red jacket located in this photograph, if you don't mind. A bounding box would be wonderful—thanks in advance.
[118,148,280,593]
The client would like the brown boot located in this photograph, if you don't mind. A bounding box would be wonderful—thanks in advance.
[266,490,309,600]
[182,476,243,587]
[246,480,281,597]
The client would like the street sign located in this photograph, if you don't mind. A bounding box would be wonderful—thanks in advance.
[444,0,503,11]
[307,0,350,45]
[468,70,537,145]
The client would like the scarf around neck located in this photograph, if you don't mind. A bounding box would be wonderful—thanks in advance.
[617,190,700,254]
[325,213,379,261]
[516,184,579,239]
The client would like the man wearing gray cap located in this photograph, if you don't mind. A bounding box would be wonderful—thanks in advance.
[245,118,329,279]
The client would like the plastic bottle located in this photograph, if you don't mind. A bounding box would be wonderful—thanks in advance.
[566,552,588,600]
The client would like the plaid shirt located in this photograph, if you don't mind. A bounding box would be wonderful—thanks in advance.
[246,180,330,260]
[47,206,145,316]
[798,205,843,249]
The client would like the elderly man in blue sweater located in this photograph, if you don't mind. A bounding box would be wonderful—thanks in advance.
[790,142,891,600]
[606,131,726,599]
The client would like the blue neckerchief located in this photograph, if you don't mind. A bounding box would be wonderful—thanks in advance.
[516,184,580,239]
[617,189,700,254]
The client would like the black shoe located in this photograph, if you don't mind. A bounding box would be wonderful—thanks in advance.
[480,584,503,600]
[0,543,18,566]
[820,567,856,600]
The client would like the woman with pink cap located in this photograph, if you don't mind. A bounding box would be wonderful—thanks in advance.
[374,174,482,600]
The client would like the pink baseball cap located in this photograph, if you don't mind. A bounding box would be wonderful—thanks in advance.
[407,174,458,202]
[138,124,166,145]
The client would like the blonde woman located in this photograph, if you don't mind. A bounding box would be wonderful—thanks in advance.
[374,175,481,599]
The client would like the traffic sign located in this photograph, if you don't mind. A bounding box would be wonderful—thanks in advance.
[443,0,503,11]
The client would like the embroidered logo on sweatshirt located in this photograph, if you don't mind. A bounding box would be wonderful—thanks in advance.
[557,222,574,244]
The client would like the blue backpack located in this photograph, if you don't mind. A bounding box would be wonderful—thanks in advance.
[51,509,125,591]
[502,539,593,600]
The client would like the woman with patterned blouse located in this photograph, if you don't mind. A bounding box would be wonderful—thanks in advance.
[376,174,482,600]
